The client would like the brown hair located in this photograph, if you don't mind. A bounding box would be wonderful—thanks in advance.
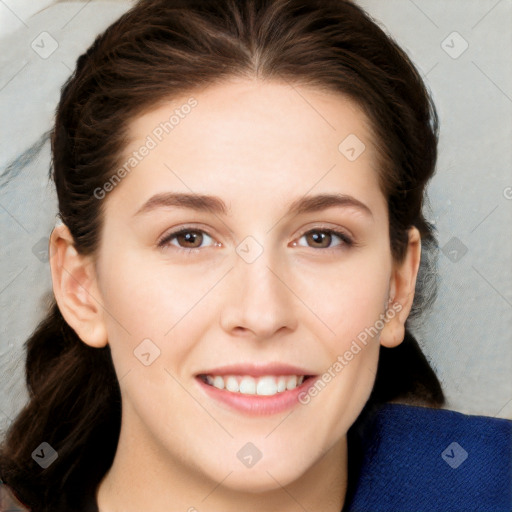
[0,0,443,509]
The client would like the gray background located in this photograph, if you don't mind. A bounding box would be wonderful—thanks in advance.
[1,1,511,439]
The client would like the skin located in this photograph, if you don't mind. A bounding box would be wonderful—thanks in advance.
[50,78,421,512]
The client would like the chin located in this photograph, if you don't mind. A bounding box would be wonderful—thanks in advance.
[208,456,309,494]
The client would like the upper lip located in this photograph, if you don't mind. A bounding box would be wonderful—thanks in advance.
[196,363,316,378]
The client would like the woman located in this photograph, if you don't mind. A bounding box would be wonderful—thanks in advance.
[2,0,508,510]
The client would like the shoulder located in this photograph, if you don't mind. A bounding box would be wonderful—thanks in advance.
[345,403,512,512]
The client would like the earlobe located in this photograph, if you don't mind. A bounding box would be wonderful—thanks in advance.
[49,224,108,348]
[379,227,422,348]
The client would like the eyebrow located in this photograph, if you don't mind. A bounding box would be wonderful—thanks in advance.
[133,192,374,219]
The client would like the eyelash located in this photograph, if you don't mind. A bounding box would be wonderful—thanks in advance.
[157,226,356,254]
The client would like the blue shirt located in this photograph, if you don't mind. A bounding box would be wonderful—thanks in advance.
[343,402,511,511]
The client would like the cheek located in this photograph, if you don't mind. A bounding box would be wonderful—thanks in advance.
[293,249,391,348]
[95,248,221,376]
[299,251,390,435]
[97,247,205,334]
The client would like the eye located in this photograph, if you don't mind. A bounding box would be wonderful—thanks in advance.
[157,228,218,252]
[157,226,355,254]
[295,228,354,250]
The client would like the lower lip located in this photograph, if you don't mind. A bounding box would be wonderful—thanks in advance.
[195,376,319,416]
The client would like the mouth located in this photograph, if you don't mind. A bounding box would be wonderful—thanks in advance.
[195,364,319,415]
[197,373,316,397]
[194,363,319,415]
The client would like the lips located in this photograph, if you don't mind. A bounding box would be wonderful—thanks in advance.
[194,363,317,413]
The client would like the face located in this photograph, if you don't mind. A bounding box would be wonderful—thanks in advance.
[74,79,403,495]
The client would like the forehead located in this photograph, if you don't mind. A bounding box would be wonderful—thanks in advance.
[107,78,384,215]
[126,78,375,157]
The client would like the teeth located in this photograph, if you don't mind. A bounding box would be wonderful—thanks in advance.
[286,375,297,390]
[213,375,224,389]
[226,376,239,392]
[257,376,277,396]
[202,374,306,396]
[239,376,256,394]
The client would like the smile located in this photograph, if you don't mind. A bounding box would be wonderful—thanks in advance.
[195,371,318,416]
[199,374,313,396]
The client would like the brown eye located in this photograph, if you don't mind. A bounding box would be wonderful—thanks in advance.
[175,231,203,248]
[158,229,215,251]
[298,229,353,250]
[306,231,332,248]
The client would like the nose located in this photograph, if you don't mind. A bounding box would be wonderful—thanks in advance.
[219,244,298,340]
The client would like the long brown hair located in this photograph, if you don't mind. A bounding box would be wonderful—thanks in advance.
[0,0,443,509]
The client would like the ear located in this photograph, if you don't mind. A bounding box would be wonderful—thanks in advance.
[49,223,108,348]
[379,226,422,348]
